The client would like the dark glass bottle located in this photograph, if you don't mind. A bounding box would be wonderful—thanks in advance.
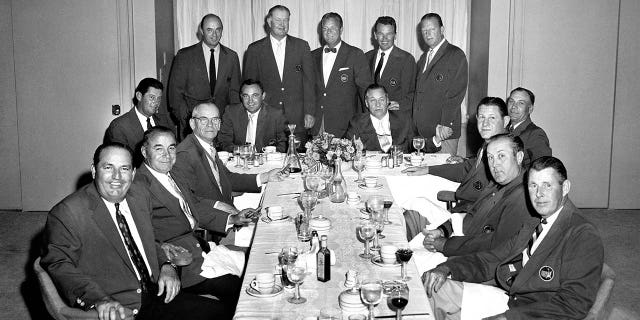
[316,235,330,282]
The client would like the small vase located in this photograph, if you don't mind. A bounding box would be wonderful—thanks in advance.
[330,159,347,203]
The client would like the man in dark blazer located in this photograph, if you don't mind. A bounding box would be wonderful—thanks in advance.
[105,78,174,166]
[41,143,222,320]
[413,13,468,155]
[219,79,288,153]
[311,12,372,138]
[365,16,416,117]
[243,5,316,143]
[167,14,241,140]
[423,156,604,320]
[135,127,250,316]
[507,87,552,167]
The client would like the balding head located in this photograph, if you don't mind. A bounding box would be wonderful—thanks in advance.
[190,103,221,143]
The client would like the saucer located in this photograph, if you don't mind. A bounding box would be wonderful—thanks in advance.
[261,214,291,223]
[371,256,400,268]
[358,183,383,190]
[246,283,284,298]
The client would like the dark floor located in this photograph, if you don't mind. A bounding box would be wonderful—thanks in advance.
[1,209,639,319]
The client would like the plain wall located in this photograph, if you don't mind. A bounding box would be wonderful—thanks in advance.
[466,0,490,155]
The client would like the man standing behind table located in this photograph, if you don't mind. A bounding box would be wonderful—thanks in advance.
[311,12,372,138]
[507,87,552,167]
[365,16,416,117]
[167,14,241,140]
[41,143,222,320]
[105,78,174,166]
[423,156,604,320]
[413,13,468,155]
[243,5,316,143]
[218,79,288,153]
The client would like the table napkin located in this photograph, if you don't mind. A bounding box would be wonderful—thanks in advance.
[200,242,245,278]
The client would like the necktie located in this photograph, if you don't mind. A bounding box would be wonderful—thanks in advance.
[376,120,391,152]
[276,41,284,81]
[527,218,547,257]
[146,117,152,131]
[374,52,385,84]
[423,49,434,72]
[474,146,485,168]
[114,202,152,292]
[509,125,515,133]
[246,113,256,145]
[203,145,222,191]
[209,48,216,96]
[324,47,337,53]
[166,175,196,228]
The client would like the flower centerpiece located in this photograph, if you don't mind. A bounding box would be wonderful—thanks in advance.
[303,133,362,169]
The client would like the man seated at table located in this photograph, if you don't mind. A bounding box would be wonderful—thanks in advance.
[422,156,604,320]
[403,96,509,204]
[507,87,552,167]
[41,142,222,320]
[406,134,538,254]
[105,78,174,166]
[136,126,255,315]
[345,84,447,153]
[218,79,288,153]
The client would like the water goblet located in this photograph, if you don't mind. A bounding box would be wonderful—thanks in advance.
[233,145,242,168]
[304,174,323,194]
[286,265,308,304]
[360,279,383,320]
[412,137,425,157]
[352,155,366,183]
[279,247,299,289]
[358,222,376,259]
[240,144,253,171]
[383,199,393,225]
[395,247,414,281]
[387,282,409,320]
[300,190,318,218]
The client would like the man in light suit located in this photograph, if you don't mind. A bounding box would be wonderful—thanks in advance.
[243,5,316,143]
[311,12,373,138]
[423,156,604,320]
[105,78,174,166]
[41,143,222,320]
[365,16,416,117]
[413,13,468,155]
[507,87,552,167]
[135,127,250,318]
[219,79,288,153]
[167,14,241,140]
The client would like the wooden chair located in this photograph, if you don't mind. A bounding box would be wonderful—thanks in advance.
[585,263,616,320]
[437,190,457,210]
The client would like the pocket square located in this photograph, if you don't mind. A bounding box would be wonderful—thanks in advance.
[338,67,350,71]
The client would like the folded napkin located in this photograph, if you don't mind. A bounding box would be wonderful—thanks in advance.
[385,175,460,208]
[461,282,509,320]
[200,242,245,278]
[402,197,451,230]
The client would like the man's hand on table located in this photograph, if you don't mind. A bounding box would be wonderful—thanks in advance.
[95,298,133,320]
[422,265,450,298]
[229,209,256,227]
[259,168,286,183]
[402,166,429,176]
[422,228,446,252]
[158,263,180,303]
[446,155,465,164]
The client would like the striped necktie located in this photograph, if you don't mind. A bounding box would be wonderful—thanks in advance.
[166,174,195,228]
[114,202,152,292]
[527,218,547,257]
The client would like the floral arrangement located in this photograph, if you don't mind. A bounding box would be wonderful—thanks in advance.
[304,133,361,167]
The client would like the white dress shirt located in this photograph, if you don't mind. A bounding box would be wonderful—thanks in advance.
[423,38,446,72]
[245,109,261,146]
[102,198,153,279]
[322,41,342,86]
[370,112,393,151]
[374,46,394,78]
[144,164,196,229]
[202,42,220,80]
[522,206,563,265]
[134,107,155,130]
[270,35,287,81]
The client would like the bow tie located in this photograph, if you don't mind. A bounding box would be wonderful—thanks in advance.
[324,47,337,53]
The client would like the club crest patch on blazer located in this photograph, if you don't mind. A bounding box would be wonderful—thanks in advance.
[389,78,398,87]
[539,266,554,281]
[340,74,349,82]
[436,74,444,81]
[295,65,302,72]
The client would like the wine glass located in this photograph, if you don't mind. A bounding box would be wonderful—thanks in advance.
[383,199,393,225]
[240,144,253,171]
[372,210,386,246]
[233,145,242,167]
[360,279,383,320]
[358,222,376,259]
[318,165,334,199]
[352,155,366,183]
[300,190,318,219]
[387,283,409,320]
[412,137,425,157]
[395,247,414,281]
[304,174,323,195]
[286,265,307,304]
[279,247,299,289]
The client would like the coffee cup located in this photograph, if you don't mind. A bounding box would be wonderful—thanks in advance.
[380,245,398,264]
[250,272,275,293]
[364,176,378,188]
[346,191,359,202]
[218,151,230,162]
[267,206,284,220]
[410,155,422,166]
[262,146,276,153]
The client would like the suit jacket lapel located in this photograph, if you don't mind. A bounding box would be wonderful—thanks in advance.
[139,166,193,230]
[315,50,325,88]
[368,50,377,78]
[196,42,211,93]
[512,118,532,136]
[264,38,282,84]
[424,40,449,76]
[127,191,160,274]
[238,110,249,143]
[389,112,404,145]
[380,47,398,79]
[190,135,223,196]
[255,107,267,149]
[327,44,349,88]
[126,108,145,138]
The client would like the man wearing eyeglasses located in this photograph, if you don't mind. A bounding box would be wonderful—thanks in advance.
[218,79,288,153]
[105,78,174,166]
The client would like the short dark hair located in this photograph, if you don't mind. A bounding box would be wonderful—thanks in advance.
[268,5,290,17]
[141,126,175,149]
[530,156,568,184]
[133,78,163,106]
[421,13,443,26]
[240,79,264,93]
[510,87,536,105]
[487,133,524,156]
[321,12,343,29]
[476,97,508,117]
[93,142,132,167]
[199,13,223,31]
[365,84,388,97]
[374,16,396,33]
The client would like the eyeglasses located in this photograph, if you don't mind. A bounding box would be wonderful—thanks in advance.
[192,116,221,126]
[366,97,388,105]
[241,93,262,100]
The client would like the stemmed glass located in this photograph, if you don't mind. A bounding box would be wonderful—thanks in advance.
[240,144,254,171]
[395,247,414,281]
[278,247,298,289]
[383,199,393,225]
[300,190,318,219]
[286,265,308,304]
[318,165,334,199]
[360,279,383,320]
[387,283,409,320]
[358,222,376,259]
[412,137,425,157]
[352,154,366,183]
[233,145,243,168]
[304,174,323,195]
[372,210,386,247]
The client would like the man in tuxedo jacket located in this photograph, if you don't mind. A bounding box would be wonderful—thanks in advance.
[507,87,552,167]
[423,156,604,320]
[105,78,174,166]
[413,13,468,155]
[365,16,416,117]
[243,5,316,143]
[167,14,241,140]
[311,12,373,138]
[219,79,288,153]
[41,143,222,320]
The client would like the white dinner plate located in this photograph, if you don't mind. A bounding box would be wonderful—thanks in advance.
[371,256,400,268]
[358,183,383,190]
[246,283,284,298]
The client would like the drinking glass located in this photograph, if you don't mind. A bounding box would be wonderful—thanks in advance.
[395,247,414,281]
[318,166,334,199]
[387,283,409,320]
[366,195,385,220]
[304,174,323,194]
[360,279,383,320]
[240,144,253,170]
[233,145,242,168]
[372,210,386,247]
[352,155,366,183]
[279,247,299,289]
[412,137,425,157]
[358,222,376,259]
[383,199,393,225]
[286,265,308,304]
[300,190,318,218]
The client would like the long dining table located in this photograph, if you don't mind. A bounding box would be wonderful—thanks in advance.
[230,155,455,319]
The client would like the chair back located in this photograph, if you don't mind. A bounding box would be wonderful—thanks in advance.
[584,263,616,320]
